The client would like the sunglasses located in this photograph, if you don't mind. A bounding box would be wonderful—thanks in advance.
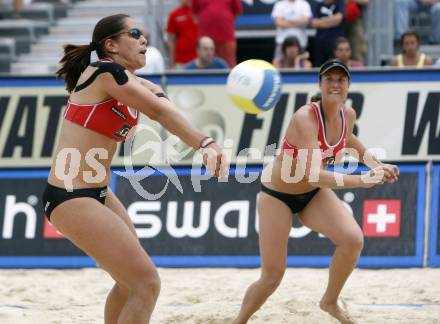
[106,28,144,41]
[122,28,144,40]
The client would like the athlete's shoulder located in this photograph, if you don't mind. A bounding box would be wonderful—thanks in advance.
[91,61,128,85]
[286,103,318,145]
[292,104,318,131]
[91,60,125,71]
[343,105,357,135]
[343,105,357,121]
[294,102,316,117]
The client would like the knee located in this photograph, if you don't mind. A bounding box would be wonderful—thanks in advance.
[132,269,161,300]
[334,226,364,252]
[115,282,129,298]
[260,267,285,291]
[341,231,364,253]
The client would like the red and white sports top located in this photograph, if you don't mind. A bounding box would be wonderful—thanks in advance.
[64,99,138,142]
[282,102,347,166]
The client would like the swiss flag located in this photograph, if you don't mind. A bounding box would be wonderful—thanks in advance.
[362,200,401,237]
[43,218,65,239]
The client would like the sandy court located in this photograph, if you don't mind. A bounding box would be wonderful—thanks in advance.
[0,268,439,323]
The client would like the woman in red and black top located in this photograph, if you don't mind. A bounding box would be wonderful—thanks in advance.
[233,59,399,324]
[44,14,226,323]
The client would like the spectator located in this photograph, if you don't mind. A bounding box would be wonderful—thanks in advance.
[185,36,229,69]
[345,0,368,62]
[273,36,312,69]
[136,32,165,74]
[0,0,24,18]
[271,0,312,61]
[435,57,440,66]
[333,36,364,67]
[191,0,242,67]
[311,0,345,66]
[394,0,440,45]
[166,0,198,69]
[389,31,433,67]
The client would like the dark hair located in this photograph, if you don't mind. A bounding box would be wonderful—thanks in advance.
[310,93,322,102]
[334,36,350,51]
[282,36,301,55]
[56,14,130,92]
[400,30,420,53]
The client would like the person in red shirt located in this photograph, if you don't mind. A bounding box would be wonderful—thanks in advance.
[191,0,242,67]
[166,0,198,69]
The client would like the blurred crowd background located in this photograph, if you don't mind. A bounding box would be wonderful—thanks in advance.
[0,0,439,75]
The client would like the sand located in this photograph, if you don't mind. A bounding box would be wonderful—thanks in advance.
[0,268,439,323]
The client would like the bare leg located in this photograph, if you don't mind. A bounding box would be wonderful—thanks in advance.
[232,192,293,324]
[51,198,160,324]
[105,283,129,324]
[299,189,363,324]
[103,189,141,324]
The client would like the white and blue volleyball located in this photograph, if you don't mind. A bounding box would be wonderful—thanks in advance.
[226,59,282,114]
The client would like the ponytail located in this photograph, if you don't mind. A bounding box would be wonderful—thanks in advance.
[56,44,92,93]
[56,14,130,93]
[310,92,322,102]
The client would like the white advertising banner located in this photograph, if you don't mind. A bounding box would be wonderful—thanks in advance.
[0,86,163,167]
[165,74,440,164]
[0,70,439,167]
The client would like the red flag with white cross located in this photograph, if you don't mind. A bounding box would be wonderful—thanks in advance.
[362,200,401,237]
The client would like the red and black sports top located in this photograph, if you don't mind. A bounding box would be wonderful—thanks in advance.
[63,60,138,142]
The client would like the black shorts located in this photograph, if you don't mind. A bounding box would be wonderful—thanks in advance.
[42,183,108,221]
[261,184,319,214]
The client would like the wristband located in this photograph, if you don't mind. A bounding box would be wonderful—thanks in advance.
[155,92,169,100]
[199,136,215,149]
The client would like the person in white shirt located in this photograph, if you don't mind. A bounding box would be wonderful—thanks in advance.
[136,33,165,75]
[271,0,312,60]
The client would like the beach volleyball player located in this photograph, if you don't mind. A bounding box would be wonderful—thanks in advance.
[232,59,399,324]
[42,14,227,323]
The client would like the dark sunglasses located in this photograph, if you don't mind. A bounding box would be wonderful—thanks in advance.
[122,28,144,40]
[106,28,144,41]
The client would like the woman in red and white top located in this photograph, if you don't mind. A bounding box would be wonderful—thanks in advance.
[233,59,399,324]
[44,14,226,323]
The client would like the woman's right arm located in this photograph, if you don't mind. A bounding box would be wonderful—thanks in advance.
[101,72,206,148]
[100,72,227,176]
[284,108,384,189]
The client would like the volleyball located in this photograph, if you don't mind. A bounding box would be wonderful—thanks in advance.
[226,59,282,114]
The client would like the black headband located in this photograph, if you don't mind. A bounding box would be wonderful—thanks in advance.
[319,59,351,79]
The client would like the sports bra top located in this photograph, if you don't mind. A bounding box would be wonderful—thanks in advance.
[63,60,138,142]
[282,102,347,166]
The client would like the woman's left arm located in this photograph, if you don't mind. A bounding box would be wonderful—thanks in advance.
[345,107,399,182]
[136,76,164,94]
[346,133,381,168]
